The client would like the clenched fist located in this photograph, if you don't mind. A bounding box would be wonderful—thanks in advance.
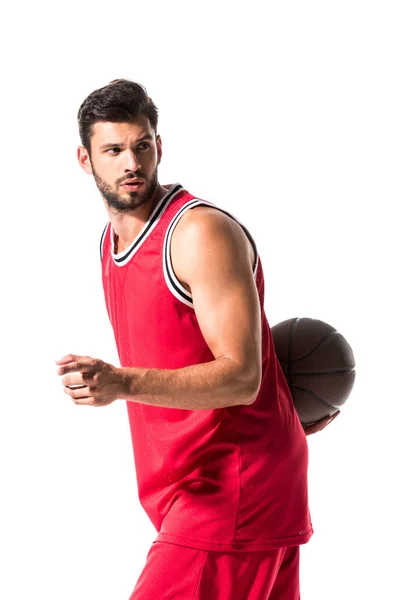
[56,354,124,407]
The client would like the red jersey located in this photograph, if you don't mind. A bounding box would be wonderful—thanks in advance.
[100,183,313,552]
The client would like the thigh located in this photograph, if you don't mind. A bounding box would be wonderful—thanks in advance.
[129,542,208,600]
[269,546,300,600]
[195,547,287,600]
[129,542,300,600]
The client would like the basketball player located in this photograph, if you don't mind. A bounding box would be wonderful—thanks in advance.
[56,79,339,599]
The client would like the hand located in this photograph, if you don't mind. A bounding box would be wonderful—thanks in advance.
[55,354,123,407]
[303,410,340,436]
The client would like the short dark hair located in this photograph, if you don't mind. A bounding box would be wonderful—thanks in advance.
[77,79,159,153]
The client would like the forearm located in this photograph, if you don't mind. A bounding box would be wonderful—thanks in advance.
[119,356,258,409]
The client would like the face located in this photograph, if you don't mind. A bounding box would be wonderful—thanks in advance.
[78,115,162,213]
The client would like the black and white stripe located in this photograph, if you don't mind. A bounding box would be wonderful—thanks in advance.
[100,183,184,266]
[100,222,108,261]
[163,199,259,308]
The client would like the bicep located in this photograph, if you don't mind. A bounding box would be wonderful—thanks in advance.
[171,209,262,385]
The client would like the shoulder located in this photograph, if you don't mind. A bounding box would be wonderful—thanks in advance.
[170,204,255,287]
[172,204,248,249]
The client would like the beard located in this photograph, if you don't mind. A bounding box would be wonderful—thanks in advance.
[92,166,159,214]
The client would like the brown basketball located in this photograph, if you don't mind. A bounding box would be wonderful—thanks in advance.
[270,317,356,426]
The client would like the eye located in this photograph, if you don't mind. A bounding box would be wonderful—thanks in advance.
[107,147,121,155]
[137,142,150,151]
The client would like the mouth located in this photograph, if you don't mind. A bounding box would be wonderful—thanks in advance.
[120,178,144,190]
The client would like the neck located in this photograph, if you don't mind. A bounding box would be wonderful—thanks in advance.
[106,183,169,252]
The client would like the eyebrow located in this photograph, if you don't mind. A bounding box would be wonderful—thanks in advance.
[100,134,153,151]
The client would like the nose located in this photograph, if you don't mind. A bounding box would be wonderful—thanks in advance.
[124,149,141,173]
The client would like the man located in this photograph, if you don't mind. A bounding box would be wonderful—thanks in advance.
[56,79,339,599]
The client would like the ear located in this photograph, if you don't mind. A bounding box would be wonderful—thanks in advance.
[156,135,162,166]
[77,146,93,175]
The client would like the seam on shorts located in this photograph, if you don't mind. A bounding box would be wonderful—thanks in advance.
[192,549,209,600]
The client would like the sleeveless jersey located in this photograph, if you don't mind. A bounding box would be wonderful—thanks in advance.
[100,183,313,552]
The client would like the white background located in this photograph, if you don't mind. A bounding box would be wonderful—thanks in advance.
[1,1,399,598]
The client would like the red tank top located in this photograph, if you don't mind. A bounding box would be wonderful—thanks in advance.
[101,183,313,551]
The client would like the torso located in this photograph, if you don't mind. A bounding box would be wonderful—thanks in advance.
[100,184,313,552]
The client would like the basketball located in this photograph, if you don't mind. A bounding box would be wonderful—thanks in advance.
[270,317,356,426]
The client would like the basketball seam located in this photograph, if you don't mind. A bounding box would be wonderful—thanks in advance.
[290,385,341,410]
[276,368,355,375]
[288,330,340,363]
[287,318,298,390]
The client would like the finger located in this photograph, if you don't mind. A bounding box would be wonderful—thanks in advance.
[319,415,334,428]
[57,357,97,376]
[62,372,97,387]
[55,354,83,365]
[330,410,341,421]
[62,373,86,387]
[70,393,96,406]
[303,422,321,436]
[304,411,341,436]
[73,398,96,406]
[64,385,96,399]
[319,411,340,430]
[303,416,330,435]
[64,385,98,407]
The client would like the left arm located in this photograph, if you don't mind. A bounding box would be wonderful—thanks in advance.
[57,207,262,409]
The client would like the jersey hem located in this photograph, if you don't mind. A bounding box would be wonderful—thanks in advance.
[154,528,313,552]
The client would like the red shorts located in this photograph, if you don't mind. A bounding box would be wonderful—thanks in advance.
[129,541,300,599]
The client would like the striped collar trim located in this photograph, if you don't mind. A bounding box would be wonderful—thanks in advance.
[111,183,184,267]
